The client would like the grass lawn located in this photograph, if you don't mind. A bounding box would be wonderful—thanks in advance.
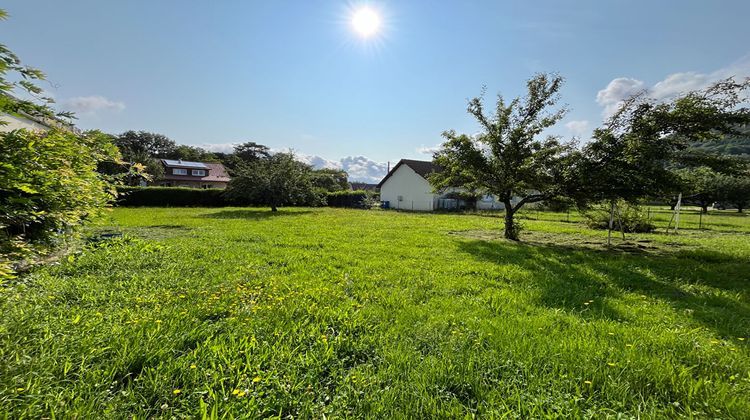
[1,207,749,418]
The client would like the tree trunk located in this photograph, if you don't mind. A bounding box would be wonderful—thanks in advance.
[701,204,708,214]
[738,205,743,213]
[270,197,278,212]
[503,201,518,241]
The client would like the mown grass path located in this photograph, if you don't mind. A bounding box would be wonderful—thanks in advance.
[1,207,749,418]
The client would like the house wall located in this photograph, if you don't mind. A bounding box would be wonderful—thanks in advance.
[380,165,436,211]
[0,113,49,133]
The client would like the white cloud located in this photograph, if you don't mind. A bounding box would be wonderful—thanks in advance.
[597,55,750,119]
[198,143,236,154]
[596,78,646,118]
[64,95,125,114]
[416,144,441,155]
[564,120,590,138]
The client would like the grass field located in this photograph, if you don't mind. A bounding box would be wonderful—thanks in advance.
[1,207,749,418]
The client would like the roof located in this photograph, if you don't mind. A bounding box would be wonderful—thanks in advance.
[377,159,440,188]
[161,161,231,183]
[161,159,210,169]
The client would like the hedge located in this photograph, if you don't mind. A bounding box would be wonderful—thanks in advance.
[326,190,370,208]
[116,186,230,207]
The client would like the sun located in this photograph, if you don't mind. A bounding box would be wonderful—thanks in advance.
[351,7,381,38]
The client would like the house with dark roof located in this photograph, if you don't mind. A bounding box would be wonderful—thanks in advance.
[377,159,504,211]
[158,159,231,189]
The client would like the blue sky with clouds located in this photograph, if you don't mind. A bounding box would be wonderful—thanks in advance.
[3,1,750,181]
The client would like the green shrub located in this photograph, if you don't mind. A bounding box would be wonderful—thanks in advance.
[1,129,119,278]
[116,186,229,207]
[583,201,655,233]
[326,190,371,208]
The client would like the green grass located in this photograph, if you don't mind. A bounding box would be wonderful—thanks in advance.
[1,207,749,418]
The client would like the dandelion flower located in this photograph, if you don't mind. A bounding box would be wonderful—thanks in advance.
[232,389,240,395]
[173,389,182,395]
[190,364,197,369]
[253,376,262,383]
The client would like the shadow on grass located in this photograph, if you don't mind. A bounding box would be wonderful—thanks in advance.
[458,238,750,338]
[199,209,314,220]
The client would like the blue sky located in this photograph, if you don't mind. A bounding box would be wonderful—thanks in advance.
[3,1,750,181]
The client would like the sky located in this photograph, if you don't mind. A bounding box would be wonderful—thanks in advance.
[3,1,750,182]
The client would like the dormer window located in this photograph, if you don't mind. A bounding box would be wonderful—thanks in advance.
[192,169,206,176]
[173,168,187,175]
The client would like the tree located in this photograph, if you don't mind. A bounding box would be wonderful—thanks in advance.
[573,77,750,211]
[674,166,722,213]
[0,8,120,278]
[430,73,576,240]
[224,142,271,172]
[169,145,216,162]
[311,168,349,192]
[225,152,315,211]
[114,131,177,160]
[716,173,750,212]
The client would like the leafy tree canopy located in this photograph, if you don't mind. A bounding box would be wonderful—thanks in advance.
[430,73,578,240]
[574,77,750,204]
[225,152,317,211]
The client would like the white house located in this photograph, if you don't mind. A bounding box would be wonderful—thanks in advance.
[377,159,505,211]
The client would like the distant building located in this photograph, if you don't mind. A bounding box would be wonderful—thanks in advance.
[350,182,379,191]
[377,159,505,211]
[158,159,231,189]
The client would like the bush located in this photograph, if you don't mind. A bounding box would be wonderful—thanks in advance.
[116,186,229,207]
[583,201,655,233]
[326,190,371,208]
[1,129,119,278]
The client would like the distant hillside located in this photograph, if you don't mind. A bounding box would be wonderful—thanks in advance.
[689,125,750,158]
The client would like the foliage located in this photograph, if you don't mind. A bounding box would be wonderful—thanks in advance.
[673,166,723,212]
[0,129,120,277]
[688,124,750,158]
[225,152,319,211]
[575,78,750,205]
[223,142,271,172]
[114,131,178,160]
[430,73,577,240]
[583,201,655,233]
[312,168,349,192]
[715,173,750,212]
[326,190,370,208]
[116,186,229,207]
[1,207,749,417]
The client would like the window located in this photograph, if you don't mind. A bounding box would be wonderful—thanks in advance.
[173,168,187,175]
[192,169,206,176]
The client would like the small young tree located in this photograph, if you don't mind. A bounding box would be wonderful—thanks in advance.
[226,152,315,211]
[430,73,576,240]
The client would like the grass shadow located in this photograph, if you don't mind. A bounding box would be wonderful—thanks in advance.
[457,236,750,338]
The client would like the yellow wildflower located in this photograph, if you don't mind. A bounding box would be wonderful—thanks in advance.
[190,364,197,369]
[253,376,262,383]
[173,389,181,395]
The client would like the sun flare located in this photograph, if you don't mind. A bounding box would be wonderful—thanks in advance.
[351,7,381,38]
